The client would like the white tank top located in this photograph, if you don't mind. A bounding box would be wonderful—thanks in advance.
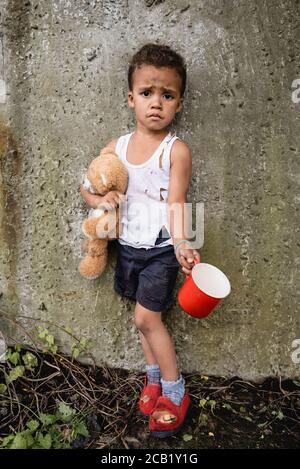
[115,131,179,249]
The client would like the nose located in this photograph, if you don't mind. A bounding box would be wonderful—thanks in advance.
[150,94,162,109]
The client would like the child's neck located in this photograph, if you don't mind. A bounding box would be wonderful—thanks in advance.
[134,125,170,142]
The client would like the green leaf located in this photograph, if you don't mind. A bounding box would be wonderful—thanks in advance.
[244,416,253,422]
[38,328,48,339]
[258,405,267,413]
[182,434,193,442]
[6,365,25,384]
[1,434,15,448]
[258,421,268,428]
[10,433,28,449]
[0,383,7,394]
[51,345,58,354]
[57,402,76,422]
[80,337,88,348]
[277,410,284,420]
[198,413,208,427]
[292,380,300,387]
[37,433,52,449]
[23,430,34,448]
[75,421,89,438]
[39,413,57,426]
[7,351,20,366]
[222,403,236,413]
[208,400,216,410]
[46,334,55,346]
[26,420,40,432]
[22,352,38,370]
[199,399,207,408]
[72,347,80,359]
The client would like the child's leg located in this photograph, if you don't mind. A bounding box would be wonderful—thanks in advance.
[135,302,179,381]
[139,331,161,385]
[139,331,157,365]
[135,302,186,423]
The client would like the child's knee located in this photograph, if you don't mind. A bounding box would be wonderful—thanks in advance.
[134,310,160,334]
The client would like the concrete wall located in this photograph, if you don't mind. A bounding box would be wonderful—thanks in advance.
[0,0,299,380]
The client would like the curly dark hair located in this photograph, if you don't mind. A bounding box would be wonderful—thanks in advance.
[128,43,187,97]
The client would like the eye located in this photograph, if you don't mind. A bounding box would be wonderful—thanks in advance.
[164,94,174,100]
[141,90,151,97]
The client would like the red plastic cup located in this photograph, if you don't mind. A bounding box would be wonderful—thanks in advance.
[178,260,231,318]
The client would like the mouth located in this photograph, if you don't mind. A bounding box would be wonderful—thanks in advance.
[148,114,162,120]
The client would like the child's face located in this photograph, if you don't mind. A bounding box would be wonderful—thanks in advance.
[128,65,183,132]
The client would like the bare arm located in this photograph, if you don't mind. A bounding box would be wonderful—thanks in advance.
[167,140,200,274]
[80,184,104,209]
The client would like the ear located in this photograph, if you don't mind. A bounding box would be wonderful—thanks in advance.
[128,91,134,109]
[176,98,183,114]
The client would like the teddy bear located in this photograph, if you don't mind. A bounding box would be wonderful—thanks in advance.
[79,147,128,279]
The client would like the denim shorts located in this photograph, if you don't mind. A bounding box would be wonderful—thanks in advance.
[114,242,180,312]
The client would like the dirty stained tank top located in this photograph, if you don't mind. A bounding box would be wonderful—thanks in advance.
[115,131,179,249]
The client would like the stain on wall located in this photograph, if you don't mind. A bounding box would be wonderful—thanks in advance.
[0,121,22,336]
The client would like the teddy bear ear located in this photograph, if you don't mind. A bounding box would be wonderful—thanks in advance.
[99,172,108,188]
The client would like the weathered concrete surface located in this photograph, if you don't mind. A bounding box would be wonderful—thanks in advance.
[0,0,299,380]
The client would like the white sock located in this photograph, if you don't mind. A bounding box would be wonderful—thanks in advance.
[161,375,185,406]
[145,364,161,384]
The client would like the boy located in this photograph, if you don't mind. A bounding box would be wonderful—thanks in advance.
[80,44,200,438]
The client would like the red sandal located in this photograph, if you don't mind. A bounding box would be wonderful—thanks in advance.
[138,376,161,417]
[149,393,191,438]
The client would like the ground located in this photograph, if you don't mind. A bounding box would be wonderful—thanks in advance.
[111,375,300,450]
[1,346,299,449]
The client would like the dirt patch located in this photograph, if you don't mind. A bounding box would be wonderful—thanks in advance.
[122,376,300,450]
[0,343,299,449]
